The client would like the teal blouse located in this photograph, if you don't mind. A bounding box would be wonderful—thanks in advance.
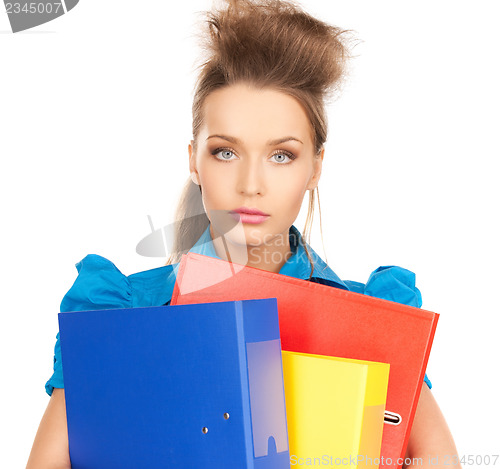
[45,223,432,396]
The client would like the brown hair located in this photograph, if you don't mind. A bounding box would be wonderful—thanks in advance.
[166,0,353,278]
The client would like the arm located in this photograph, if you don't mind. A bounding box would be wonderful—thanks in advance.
[25,388,71,469]
[403,383,462,469]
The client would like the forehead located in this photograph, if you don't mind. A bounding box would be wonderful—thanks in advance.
[201,83,314,146]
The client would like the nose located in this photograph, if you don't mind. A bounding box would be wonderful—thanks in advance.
[236,157,265,196]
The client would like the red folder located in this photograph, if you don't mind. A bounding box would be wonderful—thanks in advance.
[171,253,439,469]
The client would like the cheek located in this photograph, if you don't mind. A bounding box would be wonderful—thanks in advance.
[271,170,310,207]
[198,162,230,205]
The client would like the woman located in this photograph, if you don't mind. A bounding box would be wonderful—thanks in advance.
[26,1,460,467]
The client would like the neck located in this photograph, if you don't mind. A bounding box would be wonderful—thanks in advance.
[209,224,294,274]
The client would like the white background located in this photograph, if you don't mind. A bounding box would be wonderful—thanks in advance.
[1,0,499,466]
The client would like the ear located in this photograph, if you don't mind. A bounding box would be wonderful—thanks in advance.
[306,147,324,191]
[188,140,200,185]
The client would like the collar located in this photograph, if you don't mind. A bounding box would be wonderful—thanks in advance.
[185,223,348,291]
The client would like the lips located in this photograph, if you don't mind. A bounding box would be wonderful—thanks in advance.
[229,207,270,224]
[230,207,270,216]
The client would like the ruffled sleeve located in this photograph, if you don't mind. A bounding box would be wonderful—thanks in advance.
[363,266,422,308]
[45,254,132,396]
[343,265,432,389]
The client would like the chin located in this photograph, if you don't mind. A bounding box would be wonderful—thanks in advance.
[228,226,262,247]
[225,225,268,248]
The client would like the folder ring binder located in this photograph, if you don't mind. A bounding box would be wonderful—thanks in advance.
[384,410,402,426]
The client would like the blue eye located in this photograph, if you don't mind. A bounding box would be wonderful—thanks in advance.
[270,151,296,164]
[212,149,237,162]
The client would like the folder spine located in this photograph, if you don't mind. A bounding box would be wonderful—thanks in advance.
[235,301,256,468]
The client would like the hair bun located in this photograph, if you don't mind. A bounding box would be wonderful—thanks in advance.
[195,0,353,98]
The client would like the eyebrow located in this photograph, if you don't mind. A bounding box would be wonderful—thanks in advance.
[206,134,303,146]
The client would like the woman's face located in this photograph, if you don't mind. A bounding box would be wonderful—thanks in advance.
[189,82,323,251]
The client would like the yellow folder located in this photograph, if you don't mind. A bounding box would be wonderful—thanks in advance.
[282,351,390,469]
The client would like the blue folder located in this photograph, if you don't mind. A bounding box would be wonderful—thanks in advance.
[58,298,290,469]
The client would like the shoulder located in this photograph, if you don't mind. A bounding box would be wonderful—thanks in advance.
[304,240,422,309]
[60,254,177,312]
[46,254,178,396]
[342,265,422,308]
